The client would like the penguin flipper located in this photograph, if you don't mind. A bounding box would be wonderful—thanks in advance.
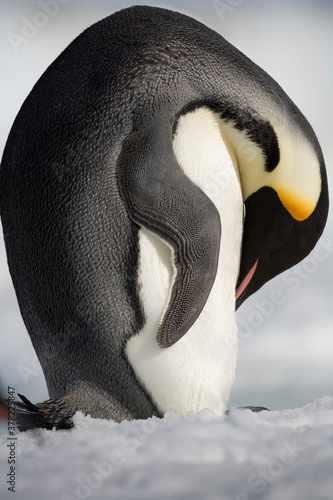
[118,129,221,348]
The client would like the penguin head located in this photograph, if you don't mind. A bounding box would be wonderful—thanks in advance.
[222,108,330,309]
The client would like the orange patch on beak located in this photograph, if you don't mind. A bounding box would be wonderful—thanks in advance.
[275,188,316,221]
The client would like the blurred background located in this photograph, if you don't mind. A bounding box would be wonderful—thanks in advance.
[0,0,332,411]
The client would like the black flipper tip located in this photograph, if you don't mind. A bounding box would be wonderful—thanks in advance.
[226,406,270,415]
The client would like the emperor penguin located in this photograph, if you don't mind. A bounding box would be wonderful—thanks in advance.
[0,6,328,429]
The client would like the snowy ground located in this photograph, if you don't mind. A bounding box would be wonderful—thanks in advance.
[1,396,333,500]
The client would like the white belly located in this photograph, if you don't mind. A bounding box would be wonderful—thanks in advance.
[126,107,243,417]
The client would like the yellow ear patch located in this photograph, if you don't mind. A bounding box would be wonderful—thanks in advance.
[274,187,316,221]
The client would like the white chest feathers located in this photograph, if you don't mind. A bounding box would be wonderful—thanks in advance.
[125,107,244,417]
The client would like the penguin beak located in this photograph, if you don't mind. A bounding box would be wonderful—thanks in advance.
[235,182,328,310]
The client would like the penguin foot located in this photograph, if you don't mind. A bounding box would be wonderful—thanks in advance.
[16,394,75,431]
[226,406,269,415]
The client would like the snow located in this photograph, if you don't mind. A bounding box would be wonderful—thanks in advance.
[1,396,333,500]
